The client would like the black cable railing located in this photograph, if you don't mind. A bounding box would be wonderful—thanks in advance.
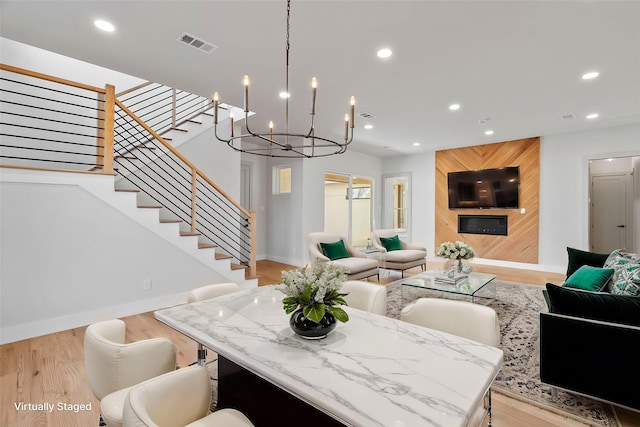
[113,102,253,268]
[0,63,255,276]
[0,69,106,170]
[118,83,212,135]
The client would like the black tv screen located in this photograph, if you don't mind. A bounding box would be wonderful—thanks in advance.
[448,167,520,209]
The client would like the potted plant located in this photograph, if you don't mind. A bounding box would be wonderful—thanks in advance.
[280,260,349,339]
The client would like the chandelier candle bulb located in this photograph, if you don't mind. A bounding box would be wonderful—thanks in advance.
[311,77,317,115]
[229,111,234,137]
[213,92,219,124]
[269,121,274,139]
[243,75,250,112]
[344,114,349,140]
[350,96,356,128]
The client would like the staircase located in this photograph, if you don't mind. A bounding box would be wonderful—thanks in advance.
[0,63,257,287]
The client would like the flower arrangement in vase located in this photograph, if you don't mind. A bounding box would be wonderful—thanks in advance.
[436,241,475,274]
[280,260,349,339]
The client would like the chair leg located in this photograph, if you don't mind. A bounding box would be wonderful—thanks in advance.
[487,388,492,427]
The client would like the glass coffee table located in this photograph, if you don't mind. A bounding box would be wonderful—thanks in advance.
[400,270,497,304]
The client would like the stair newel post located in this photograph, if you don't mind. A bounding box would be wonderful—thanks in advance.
[249,210,257,278]
[191,167,197,233]
[102,84,115,174]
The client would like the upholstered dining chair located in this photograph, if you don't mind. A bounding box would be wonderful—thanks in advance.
[341,280,387,315]
[400,298,500,426]
[307,232,379,280]
[187,282,240,366]
[84,319,176,427]
[370,229,427,277]
[123,365,255,427]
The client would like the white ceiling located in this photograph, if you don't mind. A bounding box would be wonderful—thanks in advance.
[1,0,639,157]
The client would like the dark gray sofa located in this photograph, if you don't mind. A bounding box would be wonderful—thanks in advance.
[540,283,640,410]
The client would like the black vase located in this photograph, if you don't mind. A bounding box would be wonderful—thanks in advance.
[289,308,337,339]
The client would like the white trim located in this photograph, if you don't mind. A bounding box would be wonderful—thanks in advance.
[1,292,187,344]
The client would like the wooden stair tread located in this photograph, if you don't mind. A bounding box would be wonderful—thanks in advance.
[188,119,202,124]
[215,253,233,260]
[230,263,248,271]
[179,231,200,237]
[201,112,213,117]
[115,188,140,193]
[198,242,217,249]
[115,155,137,160]
[159,219,181,223]
[170,127,188,133]
[138,205,163,209]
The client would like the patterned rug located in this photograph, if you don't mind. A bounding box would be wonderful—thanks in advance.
[386,279,621,427]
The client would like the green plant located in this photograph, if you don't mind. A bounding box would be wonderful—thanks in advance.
[280,260,349,323]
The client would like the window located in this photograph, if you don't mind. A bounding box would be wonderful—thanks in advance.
[273,166,291,194]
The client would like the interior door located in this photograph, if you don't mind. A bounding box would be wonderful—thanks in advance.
[590,174,628,252]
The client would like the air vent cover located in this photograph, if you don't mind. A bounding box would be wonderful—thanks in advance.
[177,32,217,54]
[359,111,376,119]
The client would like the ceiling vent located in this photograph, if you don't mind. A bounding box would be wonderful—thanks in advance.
[561,114,576,120]
[359,111,376,119]
[177,32,217,54]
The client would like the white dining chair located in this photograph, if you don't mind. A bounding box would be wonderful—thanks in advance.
[400,298,500,426]
[84,319,176,427]
[341,280,387,315]
[123,365,255,427]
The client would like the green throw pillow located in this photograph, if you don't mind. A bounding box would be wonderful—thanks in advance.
[562,265,614,292]
[379,235,403,252]
[566,247,609,278]
[320,240,350,260]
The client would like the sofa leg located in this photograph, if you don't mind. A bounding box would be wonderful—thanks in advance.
[99,414,106,426]
[486,388,492,427]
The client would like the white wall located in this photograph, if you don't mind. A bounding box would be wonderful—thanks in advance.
[0,174,231,343]
[380,123,640,271]
[540,123,640,265]
[1,37,144,91]
[381,153,436,253]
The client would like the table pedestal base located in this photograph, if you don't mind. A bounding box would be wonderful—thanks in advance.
[218,355,346,427]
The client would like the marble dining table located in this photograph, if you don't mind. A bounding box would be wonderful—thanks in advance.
[155,285,503,427]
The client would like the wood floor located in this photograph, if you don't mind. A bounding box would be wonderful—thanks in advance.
[1,259,638,427]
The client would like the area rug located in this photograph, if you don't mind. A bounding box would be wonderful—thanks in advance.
[386,279,620,427]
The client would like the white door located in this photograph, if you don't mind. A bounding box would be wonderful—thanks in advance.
[590,174,628,252]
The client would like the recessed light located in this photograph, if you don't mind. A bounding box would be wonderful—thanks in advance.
[586,113,599,119]
[94,19,115,32]
[413,142,420,147]
[449,104,461,111]
[377,48,392,58]
[582,71,599,80]
[279,91,290,99]
[485,130,494,135]
[364,124,373,130]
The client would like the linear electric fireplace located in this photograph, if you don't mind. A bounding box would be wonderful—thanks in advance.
[458,215,508,236]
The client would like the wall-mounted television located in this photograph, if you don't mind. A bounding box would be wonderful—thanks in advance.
[448,167,520,209]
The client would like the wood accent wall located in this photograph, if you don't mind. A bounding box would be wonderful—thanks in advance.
[435,137,540,263]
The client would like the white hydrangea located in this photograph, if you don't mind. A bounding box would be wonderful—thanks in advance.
[437,241,474,260]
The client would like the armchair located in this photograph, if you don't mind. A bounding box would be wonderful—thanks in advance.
[307,232,379,280]
[370,229,427,277]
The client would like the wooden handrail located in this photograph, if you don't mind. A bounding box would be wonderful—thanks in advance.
[0,64,106,93]
[0,62,256,278]
[114,99,252,218]
[115,81,154,98]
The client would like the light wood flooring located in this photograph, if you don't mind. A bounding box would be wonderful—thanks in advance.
[1,260,638,427]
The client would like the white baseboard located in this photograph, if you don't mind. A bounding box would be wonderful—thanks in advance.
[0,292,188,345]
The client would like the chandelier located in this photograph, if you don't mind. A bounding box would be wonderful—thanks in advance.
[213,0,355,158]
